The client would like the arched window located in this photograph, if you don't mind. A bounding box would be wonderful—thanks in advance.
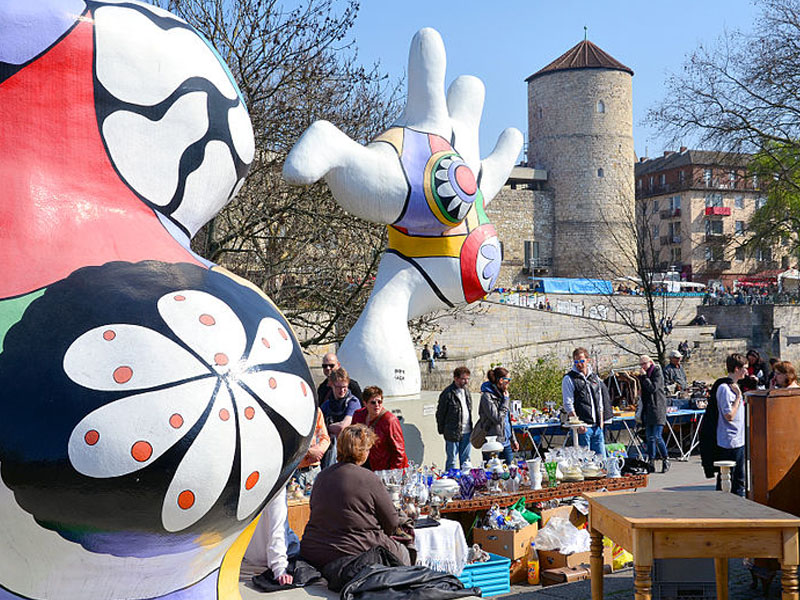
[596,100,605,113]
[537,107,543,119]
[597,168,604,178]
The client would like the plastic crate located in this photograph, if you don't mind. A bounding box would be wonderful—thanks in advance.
[652,558,716,600]
[458,552,511,597]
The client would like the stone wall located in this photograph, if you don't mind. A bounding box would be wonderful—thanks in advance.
[698,303,800,363]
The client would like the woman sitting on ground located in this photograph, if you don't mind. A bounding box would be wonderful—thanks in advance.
[299,424,411,570]
[771,361,800,389]
[352,386,409,471]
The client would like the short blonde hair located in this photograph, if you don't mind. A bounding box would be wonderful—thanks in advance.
[639,355,652,366]
[337,424,376,464]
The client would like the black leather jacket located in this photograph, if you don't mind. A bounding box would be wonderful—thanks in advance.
[436,382,472,442]
[564,370,612,426]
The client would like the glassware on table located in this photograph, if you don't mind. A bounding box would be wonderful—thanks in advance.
[544,461,559,487]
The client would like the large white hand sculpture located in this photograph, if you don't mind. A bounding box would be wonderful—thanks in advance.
[284,28,522,396]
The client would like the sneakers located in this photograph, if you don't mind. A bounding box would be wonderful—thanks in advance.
[661,459,671,473]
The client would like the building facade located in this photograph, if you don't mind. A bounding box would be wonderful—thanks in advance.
[635,149,787,285]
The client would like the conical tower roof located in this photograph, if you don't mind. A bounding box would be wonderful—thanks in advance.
[525,39,633,82]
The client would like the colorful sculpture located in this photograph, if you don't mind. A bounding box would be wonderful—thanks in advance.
[284,28,523,396]
[0,2,314,599]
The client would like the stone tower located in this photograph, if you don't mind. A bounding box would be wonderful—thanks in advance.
[526,40,635,278]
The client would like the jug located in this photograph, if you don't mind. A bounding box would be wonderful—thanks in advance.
[604,455,625,478]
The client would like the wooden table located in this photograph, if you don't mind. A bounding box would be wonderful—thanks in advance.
[586,491,800,600]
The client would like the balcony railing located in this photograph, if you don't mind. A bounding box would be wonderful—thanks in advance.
[660,208,681,219]
[706,260,732,271]
[660,235,682,245]
[705,206,731,216]
[704,233,728,243]
[526,257,553,270]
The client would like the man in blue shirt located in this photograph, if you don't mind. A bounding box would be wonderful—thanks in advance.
[320,368,360,468]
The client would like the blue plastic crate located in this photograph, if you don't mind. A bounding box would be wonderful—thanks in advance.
[458,552,511,597]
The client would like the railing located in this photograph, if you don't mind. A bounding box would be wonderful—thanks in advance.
[528,257,553,268]
[705,260,732,271]
[660,208,681,219]
[704,233,728,243]
[705,206,731,216]
[660,235,682,245]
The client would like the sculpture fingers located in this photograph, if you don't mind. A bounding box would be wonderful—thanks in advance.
[480,127,524,205]
[446,75,485,173]
[395,28,449,138]
[283,120,406,224]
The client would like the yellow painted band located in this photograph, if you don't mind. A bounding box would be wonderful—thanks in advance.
[387,226,465,258]
[217,514,260,600]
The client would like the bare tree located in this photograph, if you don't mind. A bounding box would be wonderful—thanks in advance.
[648,0,800,265]
[579,184,680,366]
[154,0,403,346]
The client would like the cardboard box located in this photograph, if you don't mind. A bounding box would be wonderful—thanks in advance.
[509,557,527,584]
[473,522,539,560]
[540,566,590,586]
[538,505,587,529]
[538,546,612,570]
[540,564,612,586]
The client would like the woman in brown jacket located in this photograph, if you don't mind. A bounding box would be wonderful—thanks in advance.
[299,424,411,569]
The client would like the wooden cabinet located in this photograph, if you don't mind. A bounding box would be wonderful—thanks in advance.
[748,388,800,517]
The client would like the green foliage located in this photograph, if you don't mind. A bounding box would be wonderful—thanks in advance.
[508,355,565,411]
[746,143,800,259]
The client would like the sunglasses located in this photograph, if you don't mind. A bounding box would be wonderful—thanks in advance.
[574,359,587,364]
[368,399,383,405]
[500,377,511,383]
[321,363,336,369]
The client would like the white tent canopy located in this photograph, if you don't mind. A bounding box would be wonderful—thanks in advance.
[779,268,800,291]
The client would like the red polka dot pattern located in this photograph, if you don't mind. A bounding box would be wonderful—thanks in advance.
[131,440,153,462]
[178,490,195,510]
[84,430,99,445]
[113,366,133,384]
[169,413,184,429]
[103,330,116,341]
[245,471,259,490]
[219,408,230,421]
[199,314,215,326]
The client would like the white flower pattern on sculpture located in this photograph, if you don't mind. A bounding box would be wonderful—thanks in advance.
[63,290,314,532]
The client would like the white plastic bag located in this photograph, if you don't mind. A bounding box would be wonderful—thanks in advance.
[533,516,590,554]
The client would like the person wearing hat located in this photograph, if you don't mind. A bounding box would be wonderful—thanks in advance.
[663,349,688,392]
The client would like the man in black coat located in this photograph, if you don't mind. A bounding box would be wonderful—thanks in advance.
[639,355,669,472]
[436,366,473,470]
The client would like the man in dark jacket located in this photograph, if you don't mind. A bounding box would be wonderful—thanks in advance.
[561,347,612,458]
[436,366,473,470]
[639,355,669,473]
[317,352,362,407]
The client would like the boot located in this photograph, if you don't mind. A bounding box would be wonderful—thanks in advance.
[647,459,656,473]
[661,458,671,473]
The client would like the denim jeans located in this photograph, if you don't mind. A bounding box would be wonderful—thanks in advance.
[715,445,746,497]
[577,425,607,458]
[645,424,669,461]
[445,431,472,470]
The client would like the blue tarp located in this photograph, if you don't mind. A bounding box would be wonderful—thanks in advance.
[531,277,613,295]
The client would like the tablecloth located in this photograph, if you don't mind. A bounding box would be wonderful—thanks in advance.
[413,518,468,575]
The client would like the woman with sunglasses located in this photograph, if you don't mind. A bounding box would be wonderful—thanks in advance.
[351,386,408,470]
[478,367,518,464]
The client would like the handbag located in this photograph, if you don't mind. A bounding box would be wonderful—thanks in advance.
[469,418,487,449]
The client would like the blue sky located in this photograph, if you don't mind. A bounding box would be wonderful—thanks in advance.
[351,1,761,161]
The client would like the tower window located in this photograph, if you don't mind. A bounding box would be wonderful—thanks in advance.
[537,107,543,119]
[596,100,605,113]
[597,168,604,177]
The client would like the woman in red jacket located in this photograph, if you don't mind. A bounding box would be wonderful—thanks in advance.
[352,386,409,470]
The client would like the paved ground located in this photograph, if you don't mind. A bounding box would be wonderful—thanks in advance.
[239,457,783,599]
